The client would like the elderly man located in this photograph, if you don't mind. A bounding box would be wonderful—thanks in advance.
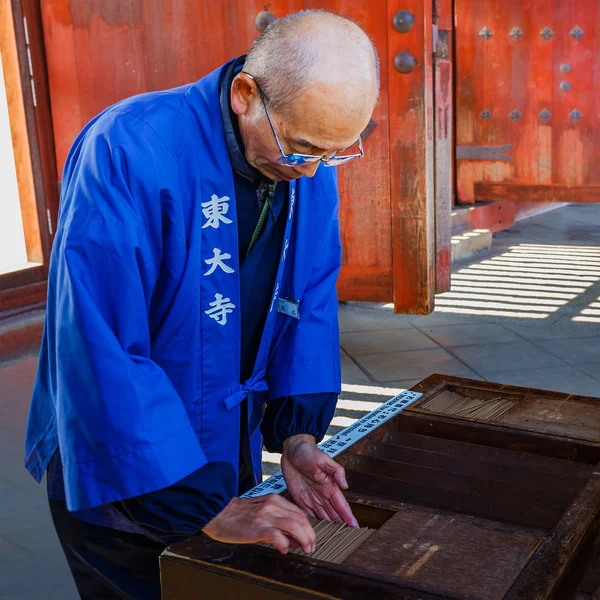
[25,9,379,600]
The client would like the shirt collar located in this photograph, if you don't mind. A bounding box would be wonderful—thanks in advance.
[219,56,271,189]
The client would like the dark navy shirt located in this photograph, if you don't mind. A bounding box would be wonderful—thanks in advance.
[47,56,338,543]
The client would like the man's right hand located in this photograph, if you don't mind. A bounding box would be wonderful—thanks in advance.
[202,494,316,555]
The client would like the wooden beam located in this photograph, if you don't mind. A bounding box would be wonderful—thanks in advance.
[0,280,46,312]
[452,200,516,234]
[474,183,600,204]
[0,264,45,290]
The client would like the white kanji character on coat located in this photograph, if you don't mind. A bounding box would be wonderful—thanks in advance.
[205,293,236,325]
[204,248,235,276]
[202,195,233,229]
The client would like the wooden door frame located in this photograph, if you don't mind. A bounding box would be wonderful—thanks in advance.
[0,0,58,313]
[433,0,454,294]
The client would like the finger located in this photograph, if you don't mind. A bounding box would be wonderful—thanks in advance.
[329,487,359,527]
[302,506,317,520]
[333,465,349,490]
[315,505,332,523]
[275,517,316,554]
[291,496,321,524]
[304,488,343,524]
[323,496,345,525]
[302,493,332,523]
[287,538,302,551]
[307,488,345,525]
[260,528,292,554]
[321,457,349,490]
[264,495,312,524]
[268,494,310,519]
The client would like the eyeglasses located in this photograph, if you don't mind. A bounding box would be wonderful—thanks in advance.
[243,73,364,168]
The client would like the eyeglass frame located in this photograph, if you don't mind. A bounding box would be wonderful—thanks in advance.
[242,72,364,168]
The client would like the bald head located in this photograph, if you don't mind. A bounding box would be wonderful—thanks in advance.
[231,10,379,181]
[243,10,379,119]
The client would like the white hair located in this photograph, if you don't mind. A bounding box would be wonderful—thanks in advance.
[243,9,380,116]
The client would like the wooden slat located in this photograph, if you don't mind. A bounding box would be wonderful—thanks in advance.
[345,469,562,530]
[366,441,584,500]
[388,0,435,314]
[383,431,594,480]
[397,411,600,465]
[347,452,573,511]
[366,440,584,495]
[474,183,600,204]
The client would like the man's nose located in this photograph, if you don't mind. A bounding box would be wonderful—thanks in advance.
[295,161,321,178]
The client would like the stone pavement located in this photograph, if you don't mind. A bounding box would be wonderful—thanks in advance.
[2,203,600,598]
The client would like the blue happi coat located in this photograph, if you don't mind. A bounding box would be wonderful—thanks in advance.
[24,63,342,512]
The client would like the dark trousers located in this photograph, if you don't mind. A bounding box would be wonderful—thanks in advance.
[49,497,166,600]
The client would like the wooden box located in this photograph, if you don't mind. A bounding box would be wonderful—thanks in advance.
[160,375,600,600]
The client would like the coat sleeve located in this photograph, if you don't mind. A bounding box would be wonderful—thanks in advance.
[260,393,338,453]
[112,461,236,545]
[48,111,207,512]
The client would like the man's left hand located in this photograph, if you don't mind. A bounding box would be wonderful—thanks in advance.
[281,434,358,527]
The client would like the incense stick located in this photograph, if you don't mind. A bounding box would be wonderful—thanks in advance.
[420,390,516,422]
[257,518,376,564]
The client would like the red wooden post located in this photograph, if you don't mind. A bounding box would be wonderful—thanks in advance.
[388,0,436,314]
[434,0,454,294]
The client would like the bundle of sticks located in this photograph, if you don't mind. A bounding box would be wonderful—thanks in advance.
[420,389,517,422]
[258,518,375,564]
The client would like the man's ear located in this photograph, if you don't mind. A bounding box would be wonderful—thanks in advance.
[231,73,258,116]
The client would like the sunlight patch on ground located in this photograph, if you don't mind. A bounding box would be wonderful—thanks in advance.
[436,243,599,319]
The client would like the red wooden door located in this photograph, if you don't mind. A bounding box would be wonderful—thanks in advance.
[456,0,600,205]
[40,1,442,313]
[304,1,395,305]
[40,0,305,172]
